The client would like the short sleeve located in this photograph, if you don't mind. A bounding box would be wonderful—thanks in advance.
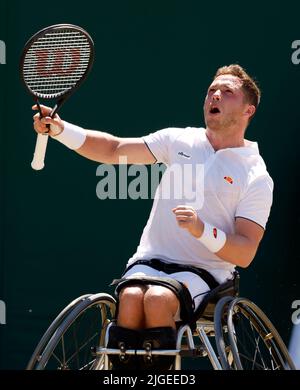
[142,127,183,165]
[235,175,274,229]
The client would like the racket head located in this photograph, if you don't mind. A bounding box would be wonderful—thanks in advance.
[20,24,94,100]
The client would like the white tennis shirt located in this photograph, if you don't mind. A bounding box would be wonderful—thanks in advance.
[127,127,273,282]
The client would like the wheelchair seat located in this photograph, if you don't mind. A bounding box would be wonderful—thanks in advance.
[177,271,240,332]
[197,270,240,320]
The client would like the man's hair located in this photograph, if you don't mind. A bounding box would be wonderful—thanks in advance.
[214,64,261,108]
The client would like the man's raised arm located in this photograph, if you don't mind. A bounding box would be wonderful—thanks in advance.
[33,105,156,165]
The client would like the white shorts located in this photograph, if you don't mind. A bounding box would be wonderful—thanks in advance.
[122,264,211,321]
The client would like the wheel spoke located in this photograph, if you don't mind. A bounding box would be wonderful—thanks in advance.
[51,352,64,367]
[223,298,295,370]
[30,294,116,370]
[61,335,67,367]
[65,332,99,366]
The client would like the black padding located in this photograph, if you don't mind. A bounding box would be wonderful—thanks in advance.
[107,324,141,370]
[139,327,177,370]
[106,324,177,370]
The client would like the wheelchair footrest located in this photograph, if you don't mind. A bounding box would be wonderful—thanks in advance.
[96,347,180,356]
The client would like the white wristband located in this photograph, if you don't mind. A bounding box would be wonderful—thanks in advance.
[197,222,226,253]
[51,121,87,150]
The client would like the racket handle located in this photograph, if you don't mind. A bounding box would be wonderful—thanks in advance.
[31,133,49,170]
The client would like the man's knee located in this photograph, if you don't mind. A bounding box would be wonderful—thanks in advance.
[144,286,179,315]
[117,285,147,328]
[119,285,145,305]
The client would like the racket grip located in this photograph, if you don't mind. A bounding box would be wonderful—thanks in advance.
[31,133,49,170]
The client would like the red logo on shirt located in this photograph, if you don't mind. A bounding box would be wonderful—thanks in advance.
[224,176,233,184]
[213,228,217,238]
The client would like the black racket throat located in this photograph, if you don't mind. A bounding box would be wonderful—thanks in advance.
[36,98,63,119]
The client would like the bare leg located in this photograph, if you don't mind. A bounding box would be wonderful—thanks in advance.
[117,285,146,329]
[143,286,179,329]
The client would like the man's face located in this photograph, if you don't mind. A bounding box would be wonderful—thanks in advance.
[203,75,250,131]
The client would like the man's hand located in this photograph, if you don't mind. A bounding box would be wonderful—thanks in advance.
[32,104,64,136]
[172,205,204,238]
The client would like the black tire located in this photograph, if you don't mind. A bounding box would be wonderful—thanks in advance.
[29,293,116,370]
[26,294,93,370]
[217,297,295,370]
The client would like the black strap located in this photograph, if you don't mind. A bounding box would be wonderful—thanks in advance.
[188,271,240,330]
[123,258,219,290]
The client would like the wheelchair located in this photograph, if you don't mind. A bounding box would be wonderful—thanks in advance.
[26,273,296,370]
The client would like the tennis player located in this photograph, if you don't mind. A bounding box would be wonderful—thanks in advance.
[33,64,273,369]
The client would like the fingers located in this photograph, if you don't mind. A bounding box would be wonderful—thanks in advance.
[174,214,193,220]
[172,205,203,237]
[33,116,62,135]
[172,205,196,218]
[33,117,49,134]
[176,217,191,230]
[172,205,197,230]
[32,106,63,135]
[32,105,61,121]
[173,209,195,217]
[172,205,195,212]
[173,208,194,223]
[32,104,52,117]
[175,216,193,226]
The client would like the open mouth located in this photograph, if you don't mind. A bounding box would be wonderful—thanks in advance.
[209,106,221,114]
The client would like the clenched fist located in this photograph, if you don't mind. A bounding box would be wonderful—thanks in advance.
[32,104,64,137]
[172,205,204,238]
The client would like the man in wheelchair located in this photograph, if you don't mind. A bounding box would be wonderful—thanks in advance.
[33,65,274,370]
[108,262,240,369]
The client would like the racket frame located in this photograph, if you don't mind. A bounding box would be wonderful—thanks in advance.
[20,23,95,102]
[20,24,95,170]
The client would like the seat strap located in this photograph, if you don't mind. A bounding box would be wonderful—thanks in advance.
[123,258,219,290]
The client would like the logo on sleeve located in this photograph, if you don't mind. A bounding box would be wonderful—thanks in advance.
[224,176,233,184]
[213,228,217,238]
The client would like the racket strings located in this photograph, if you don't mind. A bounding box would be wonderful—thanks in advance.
[23,29,92,98]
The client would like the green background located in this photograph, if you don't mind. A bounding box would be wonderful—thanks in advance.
[0,0,299,369]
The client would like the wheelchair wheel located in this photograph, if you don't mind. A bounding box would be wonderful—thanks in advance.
[215,297,295,370]
[28,293,116,370]
[27,294,93,370]
[214,296,235,370]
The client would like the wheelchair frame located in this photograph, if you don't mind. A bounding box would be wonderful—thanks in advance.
[26,280,296,370]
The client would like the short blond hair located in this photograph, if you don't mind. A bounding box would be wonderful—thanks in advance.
[214,64,261,108]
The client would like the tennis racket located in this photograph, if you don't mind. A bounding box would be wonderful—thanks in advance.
[20,24,94,170]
